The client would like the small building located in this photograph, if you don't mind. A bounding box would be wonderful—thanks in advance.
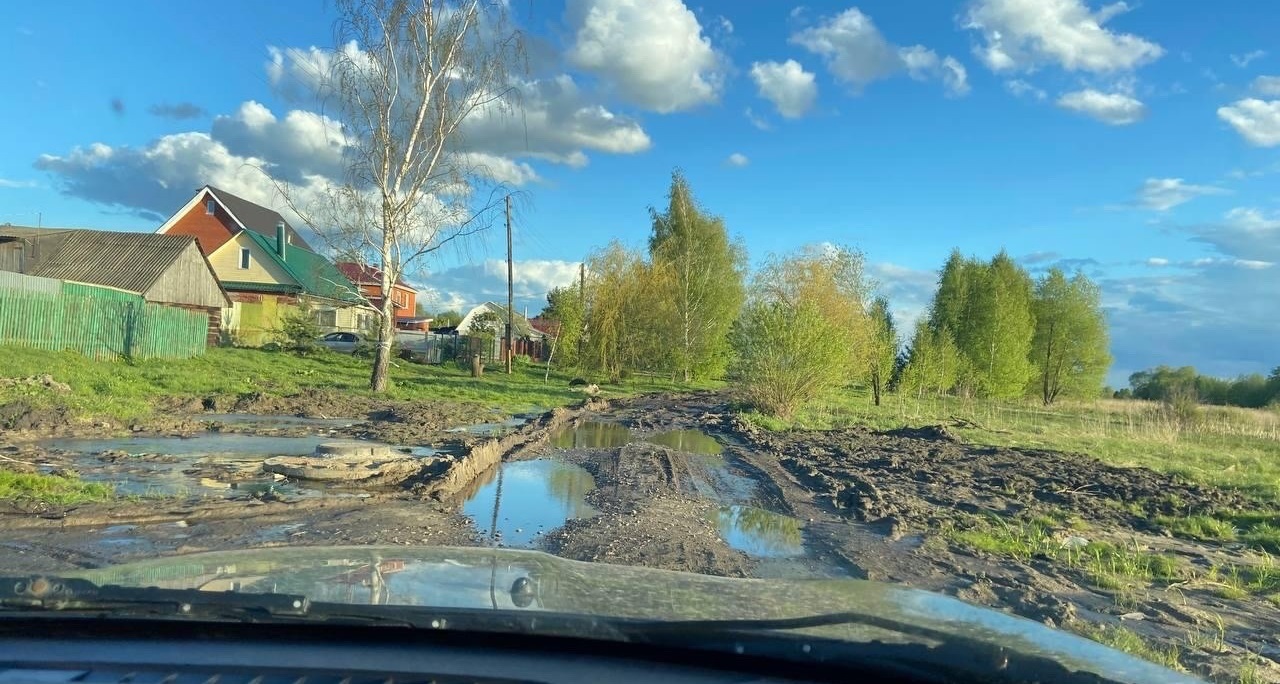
[156,185,375,345]
[456,301,547,362]
[335,261,422,329]
[0,226,230,352]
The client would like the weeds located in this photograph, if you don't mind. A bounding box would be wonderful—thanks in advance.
[1155,514,1238,543]
[0,469,114,504]
[1073,623,1184,672]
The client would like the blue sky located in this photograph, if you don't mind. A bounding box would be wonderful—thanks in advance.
[2,0,1278,386]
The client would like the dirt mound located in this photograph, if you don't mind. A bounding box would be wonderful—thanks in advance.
[734,418,1253,530]
[0,401,74,432]
[0,375,71,394]
[541,429,753,577]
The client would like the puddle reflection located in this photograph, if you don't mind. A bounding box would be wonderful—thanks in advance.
[462,459,597,547]
[549,422,631,449]
[716,505,804,558]
[645,430,722,455]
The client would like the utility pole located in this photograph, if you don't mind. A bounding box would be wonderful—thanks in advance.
[505,194,514,375]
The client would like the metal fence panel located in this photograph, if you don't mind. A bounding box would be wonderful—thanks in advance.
[0,274,209,360]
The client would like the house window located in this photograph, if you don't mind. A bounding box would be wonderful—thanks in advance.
[205,199,216,215]
[315,309,337,328]
[238,248,251,269]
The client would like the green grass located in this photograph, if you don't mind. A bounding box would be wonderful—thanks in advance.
[1072,623,1184,672]
[0,470,114,504]
[1155,514,1239,543]
[948,516,1185,590]
[746,386,1280,502]
[0,346,718,422]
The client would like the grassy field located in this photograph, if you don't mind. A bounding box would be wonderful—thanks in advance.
[0,345,716,421]
[744,387,1280,502]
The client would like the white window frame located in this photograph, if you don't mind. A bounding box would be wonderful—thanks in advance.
[238,248,251,270]
[205,199,216,215]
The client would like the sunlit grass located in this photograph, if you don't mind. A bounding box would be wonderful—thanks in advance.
[0,346,719,422]
[745,386,1280,502]
[0,470,114,504]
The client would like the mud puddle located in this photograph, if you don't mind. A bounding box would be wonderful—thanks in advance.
[198,413,360,429]
[461,459,597,548]
[35,434,434,499]
[447,415,533,438]
[550,421,631,448]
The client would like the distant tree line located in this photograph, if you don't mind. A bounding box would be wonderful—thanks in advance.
[899,250,1111,405]
[1120,366,1280,409]
[534,171,1114,418]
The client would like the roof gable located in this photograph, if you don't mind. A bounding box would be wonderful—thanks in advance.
[334,261,419,292]
[241,231,363,304]
[205,186,314,252]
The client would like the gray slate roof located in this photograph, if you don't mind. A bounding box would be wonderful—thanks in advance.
[0,226,204,295]
[206,185,314,252]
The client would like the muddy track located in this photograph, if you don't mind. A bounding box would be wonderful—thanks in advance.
[590,391,1280,683]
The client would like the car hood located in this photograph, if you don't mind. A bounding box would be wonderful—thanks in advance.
[70,545,1198,683]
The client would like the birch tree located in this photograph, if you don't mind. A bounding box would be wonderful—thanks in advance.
[1030,268,1110,404]
[648,172,746,382]
[284,0,523,392]
[867,297,897,406]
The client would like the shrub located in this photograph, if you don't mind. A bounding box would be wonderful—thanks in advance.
[730,300,847,419]
[274,304,323,355]
[1162,385,1200,428]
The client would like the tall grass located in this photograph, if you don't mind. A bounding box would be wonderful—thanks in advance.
[750,387,1280,501]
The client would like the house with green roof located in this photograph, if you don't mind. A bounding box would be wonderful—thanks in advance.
[156,185,375,345]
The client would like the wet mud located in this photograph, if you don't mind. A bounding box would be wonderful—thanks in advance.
[1,389,1277,681]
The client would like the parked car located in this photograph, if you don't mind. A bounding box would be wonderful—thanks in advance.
[318,332,363,354]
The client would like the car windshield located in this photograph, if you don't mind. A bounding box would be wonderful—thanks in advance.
[0,2,1275,683]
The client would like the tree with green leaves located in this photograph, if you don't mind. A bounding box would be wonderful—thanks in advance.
[900,319,963,399]
[541,285,585,368]
[581,242,662,382]
[730,246,875,418]
[867,297,897,406]
[432,309,462,328]
[1030,268,1111,404]
[926,251,1036,398]
[649,171,747,382]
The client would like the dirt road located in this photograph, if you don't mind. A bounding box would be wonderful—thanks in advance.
[1,389,1277,681]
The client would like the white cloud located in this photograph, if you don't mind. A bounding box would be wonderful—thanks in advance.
[1217,98,1280,147]
[1188,207,1280,264]
[1145,257,1169,267]
[1137,178,1227,211]
[464,74,651,166]
[1056,89,1146,125]
[964,0,1163,73]
[420,258,581,315]
[210,101,349,183]
[1005,79,1047,100]
[791,7,967,96]
[565,0,724,113]
[726,152,749,167]
[866,261,938,336]
[0,178,38,189]
[34,133,329,223]
[455,153,540,186]
[744,107,771,131]
[940,56,971,96]
[1231,50,1267,68]
[749,60,818,118]
[266,41,365,103]
[1252,76,1280,96]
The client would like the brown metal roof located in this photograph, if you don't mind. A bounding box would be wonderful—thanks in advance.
[206,185,314,252]
[5,227,198,294]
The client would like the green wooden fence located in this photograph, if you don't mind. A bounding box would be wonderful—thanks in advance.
[0,272,208,360]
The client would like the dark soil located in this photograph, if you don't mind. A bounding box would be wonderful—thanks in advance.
[541,442,753,578]
[2,388,1278,682]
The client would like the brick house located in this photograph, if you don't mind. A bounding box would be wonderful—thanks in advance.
[334,262,424,330]
[156,185,374,346]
